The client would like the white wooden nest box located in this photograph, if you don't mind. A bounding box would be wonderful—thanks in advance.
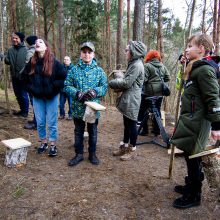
[1,138,31,167]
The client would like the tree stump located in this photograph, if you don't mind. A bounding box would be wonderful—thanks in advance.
[1,138,31,167]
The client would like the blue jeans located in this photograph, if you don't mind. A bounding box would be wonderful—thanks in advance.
[12,77,29,113]
[74,118,98,154]
[33,95,59,141]
[59,92,73,117]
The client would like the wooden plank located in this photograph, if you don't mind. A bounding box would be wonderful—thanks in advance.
[189,148,220,159]
[84,101,106,111]
[1,138,31,150]
[168,148,184,155]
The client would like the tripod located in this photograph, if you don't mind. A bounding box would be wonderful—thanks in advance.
[137,96,170,148]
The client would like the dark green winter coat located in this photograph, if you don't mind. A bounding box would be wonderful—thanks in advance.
[171,60,220,155]
[5,42,27,79]
[143,58,170,96]
[109,41,146,120]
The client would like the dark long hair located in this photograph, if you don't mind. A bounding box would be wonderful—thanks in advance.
[30,39,54,76]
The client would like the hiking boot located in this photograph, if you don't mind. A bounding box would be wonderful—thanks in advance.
[173,193,201,209]
[174,185,189,195]
[37,143,48,154]
[112,143,129,156]
[68,154,84,166]
[88,152,100,165]
[120,145,137,161]
[48,145,58,157]
[24,122,37,130]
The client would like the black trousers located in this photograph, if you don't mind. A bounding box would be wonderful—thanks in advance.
[123,115,137,146]
[184,152,203,194]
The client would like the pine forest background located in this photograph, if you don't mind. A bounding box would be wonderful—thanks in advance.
[0,0,220,115]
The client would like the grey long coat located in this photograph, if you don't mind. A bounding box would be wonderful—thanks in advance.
[109,41,146,120]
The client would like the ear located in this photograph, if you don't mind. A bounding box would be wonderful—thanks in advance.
[198,45,205,55]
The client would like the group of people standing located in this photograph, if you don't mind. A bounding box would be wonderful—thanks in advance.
[3,31,220,210]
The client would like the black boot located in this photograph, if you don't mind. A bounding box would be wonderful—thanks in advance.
[173,192,201,209]
[68,154,84,166]
[88,152,100,165]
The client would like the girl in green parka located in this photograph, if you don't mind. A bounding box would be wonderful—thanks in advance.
[109,41,147,161]
[171,34,220,209]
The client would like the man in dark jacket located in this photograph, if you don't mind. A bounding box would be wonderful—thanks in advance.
[5,32,29,117]
[23,35,38,129]
[59,56,74,120]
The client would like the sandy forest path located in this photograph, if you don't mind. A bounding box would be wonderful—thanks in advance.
[0,100,219,219]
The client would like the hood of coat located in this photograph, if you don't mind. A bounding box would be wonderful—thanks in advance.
[147,58,163,68]
[192,58,220,78]
[129,41,147,60]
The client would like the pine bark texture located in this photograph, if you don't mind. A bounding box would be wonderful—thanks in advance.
[133,0,145,41]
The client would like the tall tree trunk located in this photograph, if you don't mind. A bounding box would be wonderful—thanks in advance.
[43,8,48,40]
[133,0,145,41]
[201,0,207,33]
[106,0,111,71]
[33,0,36,35]
[127,0,131,43]
[213,0,218,45]
[187,0,197,38]
[36,0,42,37]
[146,0,152,51]
[157,0,164,60]
[9,0,17,32]
[215,0,220,55]
[0,0,10,112]
[51,0,57,56]
[116,0,123,68]
[57,0,65,61]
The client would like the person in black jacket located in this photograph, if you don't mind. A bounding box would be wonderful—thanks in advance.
[21,38,66,157]
[5,32,29,117]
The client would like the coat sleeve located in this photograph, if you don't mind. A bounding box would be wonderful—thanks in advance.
[52,61,67,89]
[109,64,140,90]
[197,67,220,123]
[93,68,108,97]
[4,50,10,65]
[64,68,78,98]
[163,65,170,82]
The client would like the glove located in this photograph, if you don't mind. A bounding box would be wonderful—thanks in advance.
[76,91,85,102]
[84,89,97,100]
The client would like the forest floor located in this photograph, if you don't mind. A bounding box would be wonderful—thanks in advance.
[0,91,219,220]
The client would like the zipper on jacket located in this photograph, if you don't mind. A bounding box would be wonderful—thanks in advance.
[190,95,195,118]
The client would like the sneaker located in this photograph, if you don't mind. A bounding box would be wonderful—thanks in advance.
[48,145,58,157]
[59,115,65,119]
[24,122,37,130]
[173,193,201,209]
[37,143,48,154]
[120,145,137,161]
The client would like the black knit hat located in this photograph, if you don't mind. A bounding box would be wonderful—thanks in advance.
[14,32,25,42]
[26,35,38,46]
